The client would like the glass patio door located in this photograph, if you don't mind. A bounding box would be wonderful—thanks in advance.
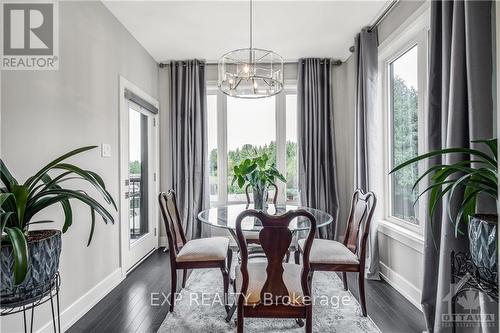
[128,103,150,242]
[120,91,158,273]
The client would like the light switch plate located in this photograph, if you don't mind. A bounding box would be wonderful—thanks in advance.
[101,143,111,157]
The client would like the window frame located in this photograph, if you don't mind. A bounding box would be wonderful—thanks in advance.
[206,81,298,207]
[379,11,429,235]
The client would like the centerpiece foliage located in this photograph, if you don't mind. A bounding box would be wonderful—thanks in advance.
[231,153,285,208]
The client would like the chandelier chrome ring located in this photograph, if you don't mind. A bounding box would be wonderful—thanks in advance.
[218,47,284,99]
[217,0,284,99]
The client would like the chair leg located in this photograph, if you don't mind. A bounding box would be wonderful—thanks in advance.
[294,250,300,265]
[358,271,367,316]
[236,305,244,333]
[181,269,188,289]
[308,271,314,291]
[305,306,312,333]
[170,268,177,312]
[227,248,233,276]
[221,267,229,312]
[342,272,348,291]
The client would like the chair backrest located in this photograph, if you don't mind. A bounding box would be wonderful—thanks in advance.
[158,190,187,256]
[235,209,317,306]
[342,189,376,259]
[244,183,278,205]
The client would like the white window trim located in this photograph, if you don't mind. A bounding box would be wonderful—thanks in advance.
[206,83,298,206]
[378,7,430,235]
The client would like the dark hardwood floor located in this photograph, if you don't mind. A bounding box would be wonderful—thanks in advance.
[68,249,426,333]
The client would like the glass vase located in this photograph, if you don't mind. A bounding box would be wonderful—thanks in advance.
[253,186,268,210]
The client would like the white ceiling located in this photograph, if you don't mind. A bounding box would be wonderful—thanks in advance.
[103,1,390,62]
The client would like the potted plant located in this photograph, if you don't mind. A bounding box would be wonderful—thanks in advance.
[1,146,116,304]
[390,138,497,272]
[232,153,286,210]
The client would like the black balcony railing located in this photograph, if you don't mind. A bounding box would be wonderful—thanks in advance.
[129,175,143,239]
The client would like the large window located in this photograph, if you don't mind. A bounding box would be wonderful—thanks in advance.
[381,22,428,231]
[286,95,299,203]
[207,95,218,202]
[389,46,419,224]
[207,87,298,206]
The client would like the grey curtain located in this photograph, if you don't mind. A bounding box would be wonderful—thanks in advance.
[297,58,339,240]
[354,28,380,280]
[421,1,496,332]
[169,59,209,241]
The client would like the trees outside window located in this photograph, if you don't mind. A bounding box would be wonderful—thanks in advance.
[390,46,419,223]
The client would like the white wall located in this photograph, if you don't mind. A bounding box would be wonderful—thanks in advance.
[0,2,158,332]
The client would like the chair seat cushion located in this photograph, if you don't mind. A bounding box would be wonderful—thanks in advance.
[176,237,229,262]
[298,239,359,265]
[235,262,305,305]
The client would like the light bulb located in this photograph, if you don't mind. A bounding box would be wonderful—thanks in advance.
[243,64,249,74]
[229,78,234,85]
[253,81,258,89]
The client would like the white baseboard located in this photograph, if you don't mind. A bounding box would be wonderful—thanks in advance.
[379,261,422,311]
[37,268,124,333]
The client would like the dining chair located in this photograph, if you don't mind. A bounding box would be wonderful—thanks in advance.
[158,190,231,312]
[243,183,294,261]
[295,189,376,316]
[234,209,317,333]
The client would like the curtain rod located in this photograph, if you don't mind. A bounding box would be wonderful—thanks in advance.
[348,0,399,53]
[369,0,399,31]
[159,59,342,68]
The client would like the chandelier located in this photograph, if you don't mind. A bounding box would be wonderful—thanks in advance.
[218,0,284,99]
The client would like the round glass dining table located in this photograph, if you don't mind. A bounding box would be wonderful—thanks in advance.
[197,204,333,238]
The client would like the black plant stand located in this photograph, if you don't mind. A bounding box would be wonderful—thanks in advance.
[450,252,498,332]
[1,272,61,333]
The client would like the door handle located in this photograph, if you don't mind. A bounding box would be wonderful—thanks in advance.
[125,192,130,199]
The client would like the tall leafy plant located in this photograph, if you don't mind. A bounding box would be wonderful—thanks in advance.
[390,138,497,236]
[232,153,286,191]
[0,146,116,285]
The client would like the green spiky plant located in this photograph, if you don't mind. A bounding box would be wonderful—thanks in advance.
[231,153,286,192]
[0,146,116,285]
[390,138,497,236]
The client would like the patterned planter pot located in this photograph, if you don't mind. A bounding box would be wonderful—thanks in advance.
[468,215,497,273]
[0,230,61,306]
